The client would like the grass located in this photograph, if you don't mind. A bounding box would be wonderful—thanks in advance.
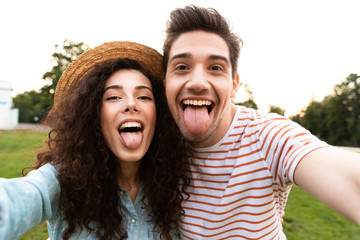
[1,130,359,239]
[284,185,360,240]
[0,130,49,240]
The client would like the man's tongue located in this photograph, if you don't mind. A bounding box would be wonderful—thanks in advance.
[120,132,143,149]
[183,106,209,135]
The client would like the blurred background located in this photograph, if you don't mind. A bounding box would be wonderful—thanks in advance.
[0,1,359,239]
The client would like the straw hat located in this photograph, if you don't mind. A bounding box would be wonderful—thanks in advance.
[54,41,163,104]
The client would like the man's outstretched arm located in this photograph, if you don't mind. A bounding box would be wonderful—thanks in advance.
[294,146,360,225]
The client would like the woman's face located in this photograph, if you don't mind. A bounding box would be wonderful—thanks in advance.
[100,69,156,164]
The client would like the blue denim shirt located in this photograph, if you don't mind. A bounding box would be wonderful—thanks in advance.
[0,164,180,239]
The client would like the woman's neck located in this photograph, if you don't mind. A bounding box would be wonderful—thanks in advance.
[117,161,141,203]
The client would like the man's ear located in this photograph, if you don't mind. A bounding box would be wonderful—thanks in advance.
[230,74,240,98]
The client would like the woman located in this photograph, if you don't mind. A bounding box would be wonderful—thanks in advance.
[0,41,190,239]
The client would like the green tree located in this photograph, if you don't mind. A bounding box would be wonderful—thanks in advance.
[298,100,326,138]
[234,83,258,109]
[12,90,45,123]
[40,40,89,109]
[290,73,360,146]
[323,94,350,146]
[13,40,89,123]
[338,73,360,146]
[269,105,285,116]
[289,113,301,125]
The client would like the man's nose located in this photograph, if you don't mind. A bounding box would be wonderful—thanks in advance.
[186,66,210,91]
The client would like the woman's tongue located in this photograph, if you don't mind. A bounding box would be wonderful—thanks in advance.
[183,106,209,135]
[120,132,143,149]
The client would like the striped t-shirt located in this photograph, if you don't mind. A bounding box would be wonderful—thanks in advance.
[180,106,328,240]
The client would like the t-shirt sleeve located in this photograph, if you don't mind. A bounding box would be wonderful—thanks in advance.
[0,163,60,240]
[256,114,328,185]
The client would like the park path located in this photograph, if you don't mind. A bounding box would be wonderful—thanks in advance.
[2,123,50,132]
[337,146,360,153]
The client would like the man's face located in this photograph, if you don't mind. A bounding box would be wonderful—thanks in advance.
[165,30,238,148]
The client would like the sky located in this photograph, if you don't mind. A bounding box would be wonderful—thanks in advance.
[0,0,359,117]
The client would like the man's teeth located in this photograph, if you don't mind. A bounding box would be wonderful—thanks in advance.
[183,100,211,106]
[120,122,142,130]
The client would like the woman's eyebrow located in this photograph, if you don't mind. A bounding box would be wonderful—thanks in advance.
[104,85,152,92]
[104,85,123,92]
[135,85,152,91]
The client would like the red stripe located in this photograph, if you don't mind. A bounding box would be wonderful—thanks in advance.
[182,199,275,216]
[185,192,274,208]
[180,215,279,239]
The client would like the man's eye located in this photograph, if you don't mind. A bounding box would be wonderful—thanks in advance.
[210,65,223,71]
[175,65,188,71]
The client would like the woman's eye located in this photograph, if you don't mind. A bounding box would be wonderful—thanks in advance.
[106,96,121,101]
[138,96,153,100]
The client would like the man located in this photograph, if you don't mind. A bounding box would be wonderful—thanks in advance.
[162,5,360,239]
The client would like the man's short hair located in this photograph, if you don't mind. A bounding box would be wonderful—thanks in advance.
[163,5,243,78]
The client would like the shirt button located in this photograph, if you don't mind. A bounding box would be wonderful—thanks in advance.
[120,191,124,196]
[131,219,136,224]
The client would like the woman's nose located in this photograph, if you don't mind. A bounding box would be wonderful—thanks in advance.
[124,97,139,113]
[125,105,139,112]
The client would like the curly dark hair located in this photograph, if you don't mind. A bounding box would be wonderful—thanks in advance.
[25,58,190,239]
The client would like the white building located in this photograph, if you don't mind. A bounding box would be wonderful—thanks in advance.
[0,81,19,129]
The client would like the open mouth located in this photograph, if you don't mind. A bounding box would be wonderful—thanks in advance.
[119,122,143,133]
[181,99,213,135]
[182,99,213,114]
[118,121,144,149]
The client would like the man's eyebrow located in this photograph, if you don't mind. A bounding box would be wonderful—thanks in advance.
[208,55,230,65]
[168,53,230,66]
[168,53,191,64]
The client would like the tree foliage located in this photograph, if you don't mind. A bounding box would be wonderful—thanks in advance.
[40,40,90,109]
[12,90,45,123]
[291,73,360,146]
[269,105,285,116]
[13,40,89,123]
[234,83,258,109]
